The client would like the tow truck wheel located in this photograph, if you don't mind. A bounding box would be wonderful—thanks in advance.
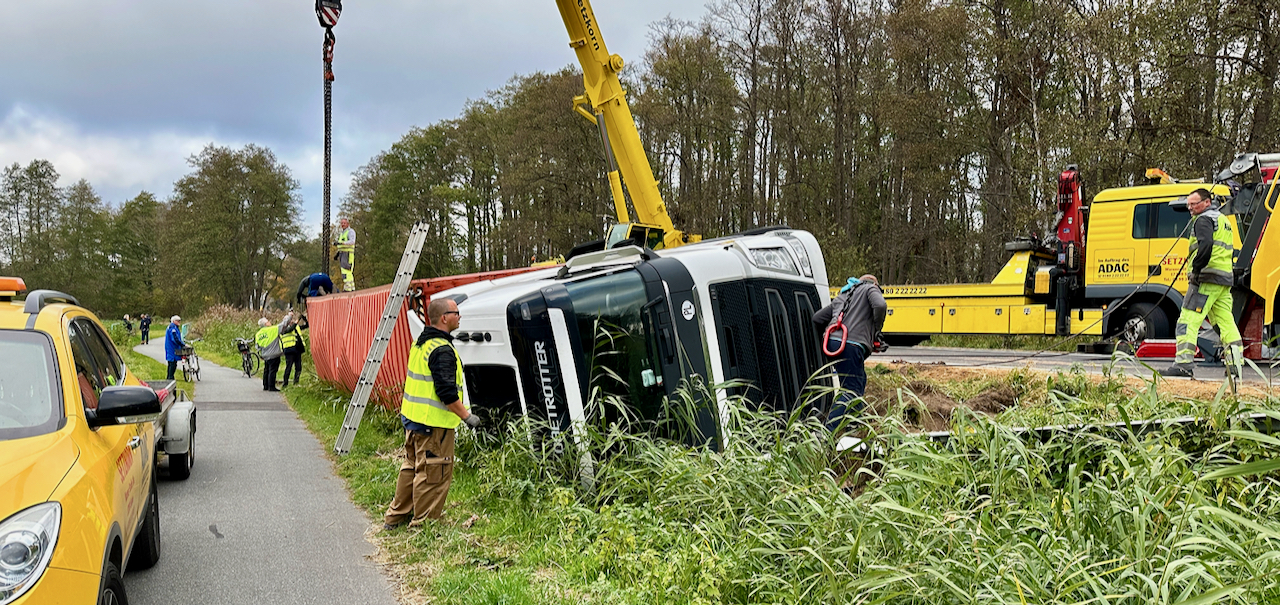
[1120,303,1170,343]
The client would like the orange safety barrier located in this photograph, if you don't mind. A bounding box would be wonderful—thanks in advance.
[306,267,546,409]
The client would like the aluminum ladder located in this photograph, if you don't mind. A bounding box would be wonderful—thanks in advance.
[334,221,429,454]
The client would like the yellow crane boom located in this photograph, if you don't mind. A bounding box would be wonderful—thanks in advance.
[554,0,698,249]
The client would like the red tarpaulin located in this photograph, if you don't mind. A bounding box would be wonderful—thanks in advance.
[306,267,545,408]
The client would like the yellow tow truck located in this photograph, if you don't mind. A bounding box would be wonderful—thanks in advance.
[882,155,1280,359]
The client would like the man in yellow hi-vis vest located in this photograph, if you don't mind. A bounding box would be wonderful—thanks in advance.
[384,298,482,528]
[335,217,355,292]
[1161,188,1244,381]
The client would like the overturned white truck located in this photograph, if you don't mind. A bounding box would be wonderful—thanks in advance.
[432,228,831,447]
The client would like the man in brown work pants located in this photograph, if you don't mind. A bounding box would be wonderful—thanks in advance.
[384,298,482,527]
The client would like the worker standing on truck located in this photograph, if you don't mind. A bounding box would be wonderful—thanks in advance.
[384,298,482,528]
[813,275,887,431]
[335,218,356,292]
[164,316,185,380]
[1161,188,1244,380]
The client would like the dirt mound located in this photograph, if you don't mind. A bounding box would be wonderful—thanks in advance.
[966,385,1018,414]
[862,379,1013,433]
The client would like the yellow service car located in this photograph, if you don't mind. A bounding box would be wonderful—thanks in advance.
[0,278,185,605]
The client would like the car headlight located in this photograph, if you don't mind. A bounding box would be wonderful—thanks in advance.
[0,503,60,605]
[749,247,799,275]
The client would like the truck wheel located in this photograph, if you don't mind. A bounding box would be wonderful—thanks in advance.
[99,561,128,605]
[127,472,161,570]
[1120,303,1170,342]
[169,426,194,480]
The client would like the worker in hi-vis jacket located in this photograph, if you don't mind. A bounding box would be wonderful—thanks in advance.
[1161,188,1244,381]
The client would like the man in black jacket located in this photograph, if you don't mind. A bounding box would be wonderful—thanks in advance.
[813,275,887,431]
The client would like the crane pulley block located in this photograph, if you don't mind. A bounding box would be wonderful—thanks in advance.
[316,0,342,29]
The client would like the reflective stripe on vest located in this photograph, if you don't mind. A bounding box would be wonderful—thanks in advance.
[401,337,466,428]
[255,326,280,349]
[280,327,299,349]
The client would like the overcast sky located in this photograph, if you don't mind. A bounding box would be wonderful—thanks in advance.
[0,0,708,234]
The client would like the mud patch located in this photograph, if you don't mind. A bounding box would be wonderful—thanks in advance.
[862,379,1012,433]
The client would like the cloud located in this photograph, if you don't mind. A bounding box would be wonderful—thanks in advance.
[0,106,215,202]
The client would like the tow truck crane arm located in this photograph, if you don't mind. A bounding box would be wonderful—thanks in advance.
[554,0,698,250]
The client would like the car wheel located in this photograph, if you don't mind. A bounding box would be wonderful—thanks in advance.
[169,427,193,480]
[99,561,128,605]
[127,471,161,570]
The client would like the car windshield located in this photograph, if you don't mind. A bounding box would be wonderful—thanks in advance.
[0,330,63,440]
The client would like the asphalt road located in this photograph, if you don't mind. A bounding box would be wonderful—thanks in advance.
[128,341,400,605]
[876,345,1280,385]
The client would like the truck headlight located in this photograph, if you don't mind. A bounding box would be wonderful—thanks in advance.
[0,503,60,605]
[749,247,799,275]
[779,234,813,277]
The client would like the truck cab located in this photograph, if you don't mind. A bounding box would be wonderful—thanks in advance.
[436,229,830,448]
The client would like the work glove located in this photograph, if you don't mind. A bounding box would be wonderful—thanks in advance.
[1188,273,1199,286]
[463,413,483,429]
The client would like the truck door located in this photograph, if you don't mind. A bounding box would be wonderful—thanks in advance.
[1088,201,1145,286]
[68,318,147,544]
[1144,201,1192,290]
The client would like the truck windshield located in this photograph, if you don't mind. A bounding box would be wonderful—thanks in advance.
[563,270,664,423]
[0,330,63,440]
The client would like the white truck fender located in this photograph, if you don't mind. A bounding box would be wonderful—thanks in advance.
[162,398,197,455]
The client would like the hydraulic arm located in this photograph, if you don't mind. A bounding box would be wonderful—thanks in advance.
[554,0,698,249]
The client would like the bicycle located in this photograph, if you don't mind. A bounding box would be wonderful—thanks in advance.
[235,337,261,377]
[179,345,201,382]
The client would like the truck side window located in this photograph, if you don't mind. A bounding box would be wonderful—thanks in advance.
[1132,204,1151,239]
[1155,203,1191,239]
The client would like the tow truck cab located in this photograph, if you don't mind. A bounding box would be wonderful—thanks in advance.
[438,229,831,447]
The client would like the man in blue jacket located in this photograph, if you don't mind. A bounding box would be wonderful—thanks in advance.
[164,315,187,380]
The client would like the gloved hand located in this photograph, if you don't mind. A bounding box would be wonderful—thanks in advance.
[1188,273,1199,286]
[463,413,483,429]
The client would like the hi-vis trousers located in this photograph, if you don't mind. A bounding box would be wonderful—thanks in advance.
[1175,282,1242,374]
[337,249,355,292]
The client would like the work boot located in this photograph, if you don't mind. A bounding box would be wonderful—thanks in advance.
[1159,363,1195,378]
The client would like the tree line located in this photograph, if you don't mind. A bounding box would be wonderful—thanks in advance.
[343,0,1280,287]
[0,145,312,316]
[7,0,1280,315]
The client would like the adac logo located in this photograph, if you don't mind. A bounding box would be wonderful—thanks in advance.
[1099,262,1130,274]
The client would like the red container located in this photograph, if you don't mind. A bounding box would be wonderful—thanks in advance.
[306,267,546,408]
